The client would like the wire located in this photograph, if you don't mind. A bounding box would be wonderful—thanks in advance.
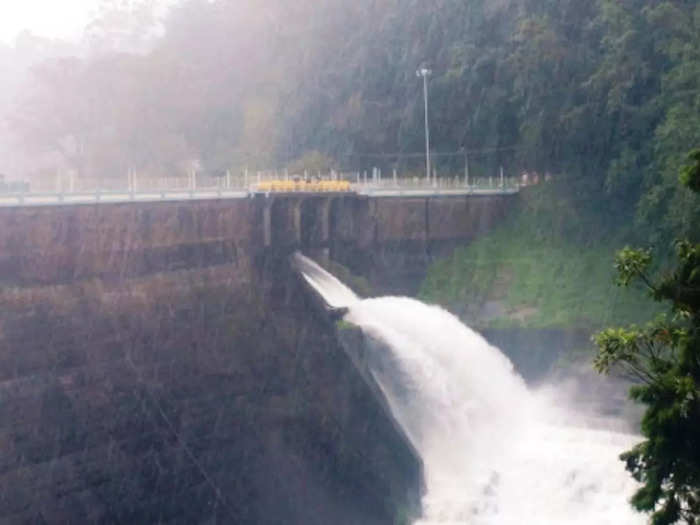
[343,146,521,159]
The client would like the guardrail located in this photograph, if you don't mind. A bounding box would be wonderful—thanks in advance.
[0,176,520,207]
[353,176,519,196]
[354,176,520,190]
[357,186,520,197]
[0,189,250,207]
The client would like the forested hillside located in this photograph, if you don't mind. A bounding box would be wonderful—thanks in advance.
[7,0,699,242]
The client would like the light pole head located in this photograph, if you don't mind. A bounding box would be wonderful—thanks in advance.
[416,67,432,78]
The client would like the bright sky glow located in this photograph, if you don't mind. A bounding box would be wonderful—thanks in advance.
[0,0,102,44]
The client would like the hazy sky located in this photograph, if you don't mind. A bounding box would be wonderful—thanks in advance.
[0,0,101,44]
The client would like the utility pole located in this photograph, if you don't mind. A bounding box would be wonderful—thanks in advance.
[417,66,432,183]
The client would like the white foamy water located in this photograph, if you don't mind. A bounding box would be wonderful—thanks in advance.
[294,254,643,524]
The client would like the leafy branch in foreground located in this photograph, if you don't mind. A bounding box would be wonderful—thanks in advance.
[594,149,700,525]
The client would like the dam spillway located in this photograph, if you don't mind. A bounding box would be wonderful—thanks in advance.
[0,190,513,523]
[295,254,643,524]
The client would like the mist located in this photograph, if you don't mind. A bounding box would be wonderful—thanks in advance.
[0,1,698,524]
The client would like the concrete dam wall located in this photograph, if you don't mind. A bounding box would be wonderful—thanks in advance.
[261,193,514,294]
[0,193,512,523]
[0,200,257,286]
[331,194,513,294]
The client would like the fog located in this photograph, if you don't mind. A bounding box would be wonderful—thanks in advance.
[0,1,698,524]
[1,0,698,210]
[0,0,170,181]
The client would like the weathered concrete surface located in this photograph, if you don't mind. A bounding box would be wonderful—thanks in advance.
[0,193,514,522]
[0,200,422,524]
[0,199,257,286]
[331,194,515,294]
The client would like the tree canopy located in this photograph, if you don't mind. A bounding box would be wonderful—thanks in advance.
[4,0,699,239]
[594,150,700,524]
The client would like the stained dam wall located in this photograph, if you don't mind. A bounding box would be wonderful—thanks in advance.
[0,193,513,523]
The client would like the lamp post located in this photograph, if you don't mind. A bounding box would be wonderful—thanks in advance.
[416,66,432,183]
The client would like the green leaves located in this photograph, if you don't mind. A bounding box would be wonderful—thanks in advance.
[614,247,653,287]
[680,149,700,193]
[593,326,642,374]
[594,152,700,524]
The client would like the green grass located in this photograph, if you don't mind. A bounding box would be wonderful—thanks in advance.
[335,319,356,331]
[420,183,661,330]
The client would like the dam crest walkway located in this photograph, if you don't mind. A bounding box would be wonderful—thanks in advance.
[0,178,519,208]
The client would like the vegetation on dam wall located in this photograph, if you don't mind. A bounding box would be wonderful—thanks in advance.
[420,184,660,333]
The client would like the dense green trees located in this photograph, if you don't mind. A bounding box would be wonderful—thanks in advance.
[594,151,700,524]
[5,1,699,519]
[7,0,699,237]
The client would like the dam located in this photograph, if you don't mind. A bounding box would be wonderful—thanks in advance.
[0,186,515,523]
[0,185,515,291]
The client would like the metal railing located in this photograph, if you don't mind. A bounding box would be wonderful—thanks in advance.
[0,188,250,207]
[353,175,520,196]
[0,171,519,207]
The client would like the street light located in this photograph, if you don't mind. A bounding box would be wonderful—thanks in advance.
[416,66,432,183]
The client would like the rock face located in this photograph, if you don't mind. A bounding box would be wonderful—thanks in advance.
[0,201,422,524]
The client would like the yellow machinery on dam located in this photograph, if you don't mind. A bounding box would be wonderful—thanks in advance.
[255,179,352,193]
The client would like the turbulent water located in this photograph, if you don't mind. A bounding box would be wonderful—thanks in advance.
[294,253,644,524]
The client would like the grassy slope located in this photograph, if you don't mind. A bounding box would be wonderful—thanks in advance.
[420,183,660,331]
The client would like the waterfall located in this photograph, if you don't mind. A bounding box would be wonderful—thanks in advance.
[293,253,643,524]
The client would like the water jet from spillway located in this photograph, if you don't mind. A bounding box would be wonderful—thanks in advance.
[293,253,643,524]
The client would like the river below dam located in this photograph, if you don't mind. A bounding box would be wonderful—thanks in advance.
[295,253,643,524]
